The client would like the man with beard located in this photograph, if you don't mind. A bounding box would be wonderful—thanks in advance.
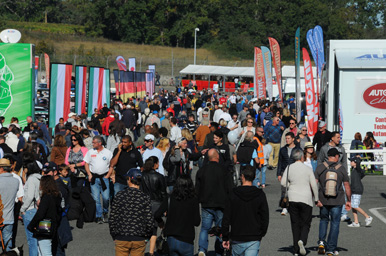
[110,135,143,195]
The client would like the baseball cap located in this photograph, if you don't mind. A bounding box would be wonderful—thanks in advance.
[319,121,326,128]
[153,110,158,114]
[124,168,142,181]
[144,134,155,141]
[304,142,314,149]
[243,103,249,108]
[349,156,362,164]
[42,161,58,172]
[327,148,342,157]
[68,112,77,118]
[0,158,11,167]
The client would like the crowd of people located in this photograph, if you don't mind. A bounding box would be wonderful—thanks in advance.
[0,87,378,256]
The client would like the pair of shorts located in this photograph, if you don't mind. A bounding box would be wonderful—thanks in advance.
[351,194,362,208]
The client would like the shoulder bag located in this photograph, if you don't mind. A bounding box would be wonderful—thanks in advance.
[280,165,290,208]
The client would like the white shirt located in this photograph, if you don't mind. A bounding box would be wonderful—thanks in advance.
[227,120,239,130]
[213,109,224,123]
[219,112,232,122]
[229,95,236,104]
[12,173,24,202]
[143,147,165,175]
[84,147,113,175]
[170,126,182,142]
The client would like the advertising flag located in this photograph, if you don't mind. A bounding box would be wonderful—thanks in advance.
[34,56,39,104]
[49,63,72,128]
[254,47,266,99]
[0,43,34,127]
[128,58,136,71]
[113,69,119,97]
[268,37,283,103]
[313,25,325,76]
[306,29,318,69]
[295,27,301,123]
[44,53,50,88]
[88,67,109,117]
[261,46,273,100]
[75,66,87,115]
[116,56,127,71]
[302,48,318,137]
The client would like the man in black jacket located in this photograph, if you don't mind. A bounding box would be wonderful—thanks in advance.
[222,166,269,255]
[277,132,301,216]
[196,149,232,256]
[109,168,153,256]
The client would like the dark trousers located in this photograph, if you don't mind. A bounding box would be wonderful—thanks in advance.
[12,201,22,248]
[288,202,313,254]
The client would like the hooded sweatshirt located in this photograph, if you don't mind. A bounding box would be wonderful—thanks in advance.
[222,185,269,242]
[21,173,42,213]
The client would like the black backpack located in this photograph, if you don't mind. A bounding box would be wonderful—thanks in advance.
[236,141,256,166]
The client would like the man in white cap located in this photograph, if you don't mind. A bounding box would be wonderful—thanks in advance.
[313,121,332,154]
[213,104,224,123]
[67,112,80,127]
[141,134,165,175]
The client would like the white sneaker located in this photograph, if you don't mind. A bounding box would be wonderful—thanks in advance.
[348,222,360,227]
[340,214,348,222]
[281,208,288,216]
[198,251,206,256]
[298,240,306,255]
[365,216,373,226]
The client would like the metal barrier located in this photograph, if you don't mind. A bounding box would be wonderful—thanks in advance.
[346,148,386,175]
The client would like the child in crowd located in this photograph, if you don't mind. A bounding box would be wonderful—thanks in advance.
[58,164,72,189]
[347,157,373,227]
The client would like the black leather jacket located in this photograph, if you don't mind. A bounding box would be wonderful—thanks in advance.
[141,169,167,203]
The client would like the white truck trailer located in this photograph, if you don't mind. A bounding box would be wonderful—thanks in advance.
[321,40,386,145]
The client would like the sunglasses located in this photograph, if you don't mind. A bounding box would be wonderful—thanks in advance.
[258,131,264,133]
[247,121,253,124]
[302,129,307,131]
[71,139,77,142]
[144,140,153,142]
[290,123,296,125]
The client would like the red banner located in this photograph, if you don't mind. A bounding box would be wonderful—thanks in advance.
[254,47,266,99]
[268,37,283,103]
[44,53,50,88]
[302,48,318,137]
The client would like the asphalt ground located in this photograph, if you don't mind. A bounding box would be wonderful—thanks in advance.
[14,166,386,256]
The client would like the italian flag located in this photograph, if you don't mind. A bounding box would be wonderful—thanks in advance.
[49,63,72,128]
[75,66,87,115]
[88,67,110,117]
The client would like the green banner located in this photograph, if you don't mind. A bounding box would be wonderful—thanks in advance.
[0,43,34,127]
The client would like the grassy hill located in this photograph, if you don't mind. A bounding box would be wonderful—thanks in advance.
[3,21,255,78]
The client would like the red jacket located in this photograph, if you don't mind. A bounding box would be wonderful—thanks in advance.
[102,114,115,135]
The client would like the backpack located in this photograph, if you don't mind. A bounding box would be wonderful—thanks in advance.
[162,148,173,172]
[321,162,342,197]
[236,141,255,166]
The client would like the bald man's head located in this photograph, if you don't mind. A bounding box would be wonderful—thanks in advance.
[144,125,152,134]
[208,148,219,162]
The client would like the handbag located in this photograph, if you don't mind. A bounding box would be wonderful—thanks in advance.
[35,219,52,237]
[156,230,169,254]
[280,165,290,208]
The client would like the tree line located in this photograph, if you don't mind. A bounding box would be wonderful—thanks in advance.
[1,0,385,60]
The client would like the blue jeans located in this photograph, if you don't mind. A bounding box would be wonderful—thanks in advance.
[114,182,128,196]
[38,239,52,256]
[23,208,39,256]
[319,205,342,252]
[90,177,110,218]
[198,208,223,253]
[1,224,13,251]
[167,236,194,256]
[253,166,266,187]
[232,240,261,256]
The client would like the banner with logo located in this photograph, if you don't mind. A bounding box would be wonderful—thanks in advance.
[313,25,325,76]
[128,58,136,71]
[261,46,273,99]
[0,43,34,127]
[254,47,266,99]
[306,29,318,68]
[268,37,283,103]
[49,63,73,128]
[116,56,127,71]
[302,48,318,137]
[75,66,87,115]
[44,53,50,88]
[295,27,301,123]
[87,67,109,117]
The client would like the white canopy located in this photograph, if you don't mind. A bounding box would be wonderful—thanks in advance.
[179,64,317,79]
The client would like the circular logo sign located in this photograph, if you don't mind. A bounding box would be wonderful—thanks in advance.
[363,83,386,109]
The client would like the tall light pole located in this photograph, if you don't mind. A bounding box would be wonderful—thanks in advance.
[194,28,199,80]
[194,28,199,65]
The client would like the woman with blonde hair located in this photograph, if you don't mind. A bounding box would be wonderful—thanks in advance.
[181,128,197,154]
[50,134,68,165]
[156,137,170,158]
